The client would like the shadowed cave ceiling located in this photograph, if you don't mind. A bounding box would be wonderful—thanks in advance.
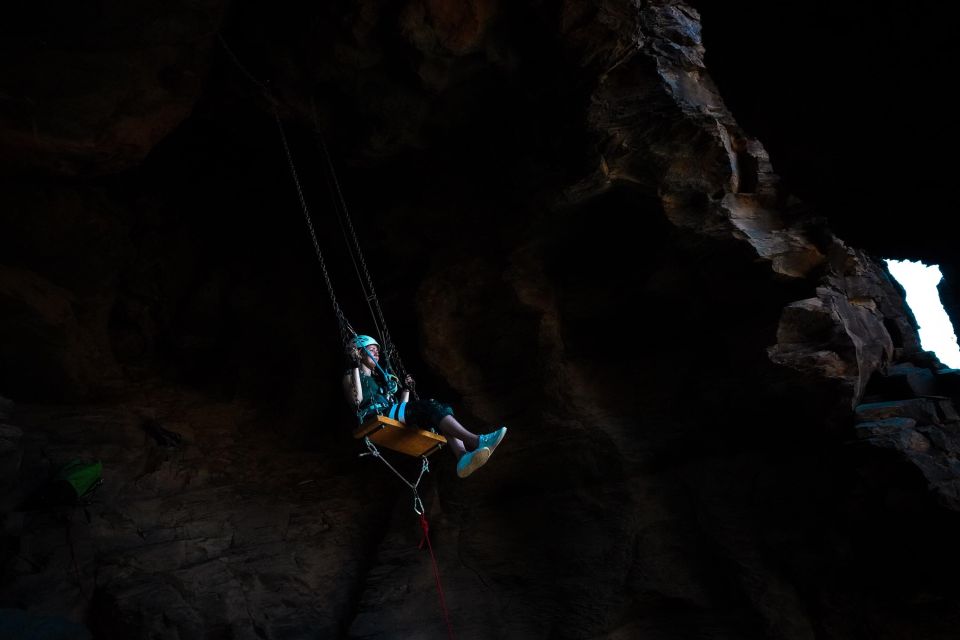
[2,1,960,638]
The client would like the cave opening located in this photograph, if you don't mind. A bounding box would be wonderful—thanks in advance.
[885,258,960,368]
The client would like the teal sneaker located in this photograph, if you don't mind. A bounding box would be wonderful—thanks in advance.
[478,426,507,454]
[457,447,491,478]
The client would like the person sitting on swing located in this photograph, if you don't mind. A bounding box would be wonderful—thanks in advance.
[343,334,507,478]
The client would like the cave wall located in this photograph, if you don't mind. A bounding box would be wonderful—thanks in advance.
[688,0,960,338]
[4,1,960,639]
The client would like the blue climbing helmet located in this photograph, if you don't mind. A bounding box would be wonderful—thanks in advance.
[353,335,379,350]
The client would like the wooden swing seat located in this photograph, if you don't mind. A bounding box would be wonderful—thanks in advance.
[353,415,447,458]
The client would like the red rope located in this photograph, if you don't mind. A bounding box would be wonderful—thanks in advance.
[419,513,456,640]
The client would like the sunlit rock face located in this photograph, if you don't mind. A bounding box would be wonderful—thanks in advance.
[688,0,960,332]
[2,1,960,639]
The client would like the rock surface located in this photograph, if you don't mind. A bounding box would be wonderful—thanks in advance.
[3,1,960,639]
[2,387,394,638]
[0,1,226,176]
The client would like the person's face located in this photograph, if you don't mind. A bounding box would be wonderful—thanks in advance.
[363,344,379,368]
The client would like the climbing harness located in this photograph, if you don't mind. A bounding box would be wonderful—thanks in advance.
[356,343,399,401]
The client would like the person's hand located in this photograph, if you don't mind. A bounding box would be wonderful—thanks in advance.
[385,374,399,395]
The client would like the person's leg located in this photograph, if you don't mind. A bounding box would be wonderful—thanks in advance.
[440,417,506,455]
[437,415,480,451]
[400,399,494,476]
[447,436,467,460]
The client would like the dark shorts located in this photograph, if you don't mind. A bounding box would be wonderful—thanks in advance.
[407,399,454,429]
[372,399,453,430]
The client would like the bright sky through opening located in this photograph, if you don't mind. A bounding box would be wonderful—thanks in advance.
[885,259,960,368]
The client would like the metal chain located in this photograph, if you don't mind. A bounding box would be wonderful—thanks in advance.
[361,437,431,514]
[313,128,416,392]
[274,107,355,346]
[216,33,275,104]
[307,98,384,356]
[217,32,410,373]
[216,33,356,349]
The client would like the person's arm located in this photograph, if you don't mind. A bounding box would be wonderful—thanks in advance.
[398,374,415,403]
[343,368,363,407]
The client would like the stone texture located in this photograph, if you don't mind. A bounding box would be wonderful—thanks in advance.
[2,1,960,639]
[885,363,937,397]
[0,266,119,401]
[1,389,393,639]
[0,423,23,501]
[855,399,941,426]
[0,0,226,176]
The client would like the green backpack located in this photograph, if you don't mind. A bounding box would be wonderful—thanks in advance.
[57,459,103,500]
